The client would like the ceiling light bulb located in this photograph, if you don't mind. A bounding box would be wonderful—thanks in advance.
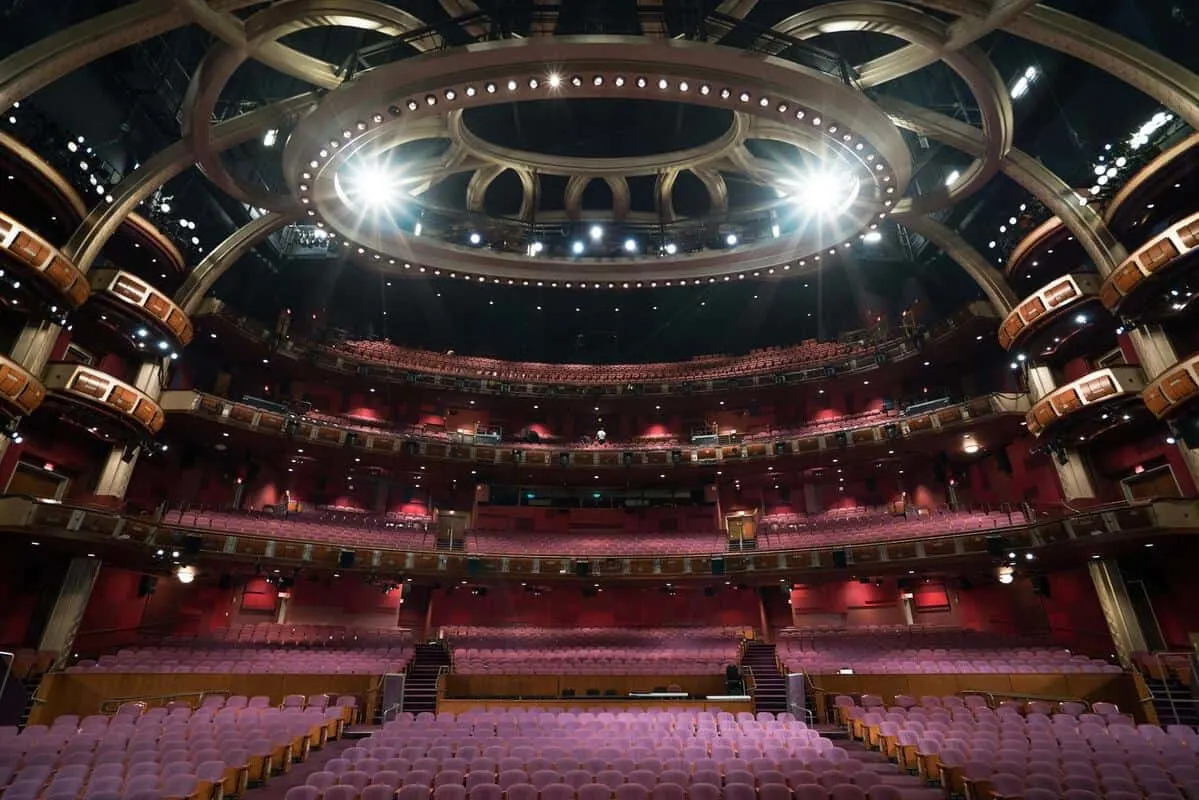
[589,224,603,241]
[572,241,585,255]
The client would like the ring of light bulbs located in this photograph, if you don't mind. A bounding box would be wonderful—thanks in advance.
[283,37,912,285]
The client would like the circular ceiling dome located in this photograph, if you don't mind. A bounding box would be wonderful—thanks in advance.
[460,99,736,159]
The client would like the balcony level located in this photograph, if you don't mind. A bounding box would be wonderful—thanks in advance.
[0,354,45,419]
[160,390,1028,471]
[998,274,1106,359]
[1101,209,1199,321]
[0,211,89,308]
[88,268,194,353]
[1142,351,1199,421]
[1026,366,1149,440]
[40,363,164,440]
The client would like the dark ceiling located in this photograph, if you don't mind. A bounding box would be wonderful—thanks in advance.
[3,0,1197,364]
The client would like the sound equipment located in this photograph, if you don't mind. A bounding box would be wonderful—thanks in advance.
[703,586,717,597]
[283,418,299,437]
[832,550,848,569]
[884,424,900,440]
[823,365,836,377]
[995,448,1013,474]
[183,535,203,556]
[512,449,523,464]
[337,550,356,568]
[1176,414,1199,448]
[670,450,682,465]
[897,577,913,590]
[345,431,360,447]
[218,573,233,590]
[403,440,420,456]
[986,535,1007,556]
[874,352,887,365]
[622,451,634,466]
[575,561,591,577]
[773,442,787,455]
[467,558,480,577]
[711,557,725,576]
[121,443,140,463]
[1031,575,1051,596]
[865,476,877,492]
[137,575,158,597]
[955,576,973,590]
[559,452,570,467]
[834,431,848,447]
[499,383,510,393]
[355,365,369,377]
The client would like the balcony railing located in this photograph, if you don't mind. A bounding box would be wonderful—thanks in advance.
[41,364,164,436]
[0,211,89,307]
[89,269,194,347]
[1026,366,1148,437]
[1142,351,1199,420]
[0,354,45,417]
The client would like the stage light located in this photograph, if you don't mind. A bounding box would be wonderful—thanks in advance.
[589,224,603,241]
[262,128,278,147]
[997,566,1014,585]
[571,241,585,255]
[725,233,738,246]
[469,232,482,245]
[548,73,562,88]
[176,565,196,584]
[623,238,637,253]
[664,242,677,255]
[863,231,882,244]
[945,170,961,186]
[790,169,855,215]
[346,160,403,210]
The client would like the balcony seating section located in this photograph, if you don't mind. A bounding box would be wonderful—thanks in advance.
[463,529,726,557]
[835,693,1198,800]
[776,626,1120,675]
[326,336,883,386]
[168,510,435,549]
[0,695,353,800]
[447,627,742,675]
[67,624,413,674]
[757,508,1029,550]
[466,507,723,556]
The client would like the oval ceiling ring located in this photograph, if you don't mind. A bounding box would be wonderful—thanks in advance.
[182,0,441,214]
[449,107,752,178]
[283,36,911,281]
[773,1,1012,220]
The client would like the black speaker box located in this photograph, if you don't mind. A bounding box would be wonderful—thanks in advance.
[137,575,158,597]
[183,535,203,556]
[995,448,1013,474]
[467,557,481,577]
[711,557,725,576]
[559,452,570,467]
[622,451,634,466]
[403,440,420,456]
[575,561,590,577]
[1031,575,1051,596]
[773,441,787,455]
[832,550,848,569]
[337,550,356,568]
[670,450,682,465]
[986,535,1007,556]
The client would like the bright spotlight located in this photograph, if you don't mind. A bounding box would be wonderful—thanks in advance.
[572,241,585,255]
[469,232,482,245]
[791,170,854,214]
[548,73,562,89]
[863,231,882,244]
[175,565,196,584]
[945,170,961,187]
[347,161,402,210]
[664,242,678,255]
[529,241,544,255]
[623,238,637,253]
[997,566,1014,585]
[725,233,738,246]
[589,224,603,241]
[262,128,279,147]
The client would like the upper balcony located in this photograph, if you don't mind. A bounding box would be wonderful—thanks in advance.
[0,211,89,310]
[1004,217,1089,293]
[160,389,1027,472]
[997,274,1108,360]
[1142,351,1199,421]
[1104,131,1199,239]
[87,268,194,355]
[40,363,164,441]
[1026,366,1149,441]
[195,298,1001,399]
[0,354,46,420]
[1100,209,1199,322]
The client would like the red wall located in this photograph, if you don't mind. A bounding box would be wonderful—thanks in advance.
[285,577,402,628]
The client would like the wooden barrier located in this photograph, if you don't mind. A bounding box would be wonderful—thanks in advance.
[807,672,1143,722]
[30,673,381,725]
[443,674,726,699]
[438,698,754,715]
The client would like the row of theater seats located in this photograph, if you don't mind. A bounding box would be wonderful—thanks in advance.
[168,623,414,647]
[835,693,1199,800]
[757,509,1029,550]
[165,510,436,549]
[445,627,741,676]
[775,626,1119,674]
[0,695,356,800]
[282,708,916,800]
[460,530,726,557]
[326,337,881,385]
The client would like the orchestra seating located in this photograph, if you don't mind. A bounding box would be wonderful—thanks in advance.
[326,336,882,385]
[446,628,742,675]
[66,625,413,674]
[775,626,1120,674]
[834,693,1199,799]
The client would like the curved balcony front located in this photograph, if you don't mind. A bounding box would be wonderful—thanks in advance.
[997,274,1105,358]
[0,354,46,418]
[1026,366,1148,440]
[1101,209,1199,320]
[88,268,194,351]
[41,363,164,439]
[0,211,89,308]
[1142,352,1199,421]
[1105,132,1199,235]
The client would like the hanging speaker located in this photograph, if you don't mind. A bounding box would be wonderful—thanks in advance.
[183,535,203,556]
[337,551,356,568]
[711,557,725,576]
[670,450,682,465]
[575,561,591,577]
[623,451,634,466]
[832,550,848,568]
[559,452,570,467]
[137,575,158,597]
[467,558,481,577]
[986,535,1006,556]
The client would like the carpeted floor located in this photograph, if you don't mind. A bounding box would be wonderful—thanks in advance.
[241,737,357,800]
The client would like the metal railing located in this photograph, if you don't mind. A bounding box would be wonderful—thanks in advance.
[956,689,1088,709]
[1142,651,1199,724]
[0,652,13,711]
[97,689,232,714]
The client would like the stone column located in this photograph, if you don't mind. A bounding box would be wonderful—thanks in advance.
[94,360,165,500]
[38,556,102,669]
[1088,558,1148,669]
[1026,365,1097,499]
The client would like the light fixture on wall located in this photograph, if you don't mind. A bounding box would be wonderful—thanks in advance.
[996,565,1014,585]
[175,565,196,584]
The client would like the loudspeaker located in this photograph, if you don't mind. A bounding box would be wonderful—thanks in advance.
[575,561,590,577]
[703,586,717,597]
[467,558,480,577]
[670,450,682,465]
[622,451,633,466]
[137,575,158,597]
[345,431,360,447]
[183,535,203,556]
[823,365,836,378]
[773,374,786,385]
[403,440,420,456]
[337,550,356,568]
[1176,414,1199,448]
[897,577,913,591]
[121,443,140,463]
[865,476,877,492]
[933,459,947,484]
[832,550,848,569]
[218,573,233,590]
[986,535,1007,556]
[773,441,787,455]
[955,576,973,591]
[512,449,523,464]
[874,351,888,365]
[559,452,570,467]
[711,557,725,576]
[834,431,848,447]
[884,424,899,440]
[995,448,1013,474]
[1031,575,1051,597]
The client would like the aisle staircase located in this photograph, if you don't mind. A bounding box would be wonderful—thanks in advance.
[1144,675,1199,727]
[741,641,787,715]
[401,641,451,716]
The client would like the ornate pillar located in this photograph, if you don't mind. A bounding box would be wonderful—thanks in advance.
[94,361,165,500]
[38,556,103,668]
[1088,558,1148,669]
[1027,366,1097,499]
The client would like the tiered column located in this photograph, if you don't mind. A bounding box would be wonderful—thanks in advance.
[93,361,166,500]
[1026,365,1097,499]
[37,556,102,669]
[1087,558,1148,669]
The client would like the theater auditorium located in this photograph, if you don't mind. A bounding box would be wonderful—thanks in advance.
[2,2,1199,799]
